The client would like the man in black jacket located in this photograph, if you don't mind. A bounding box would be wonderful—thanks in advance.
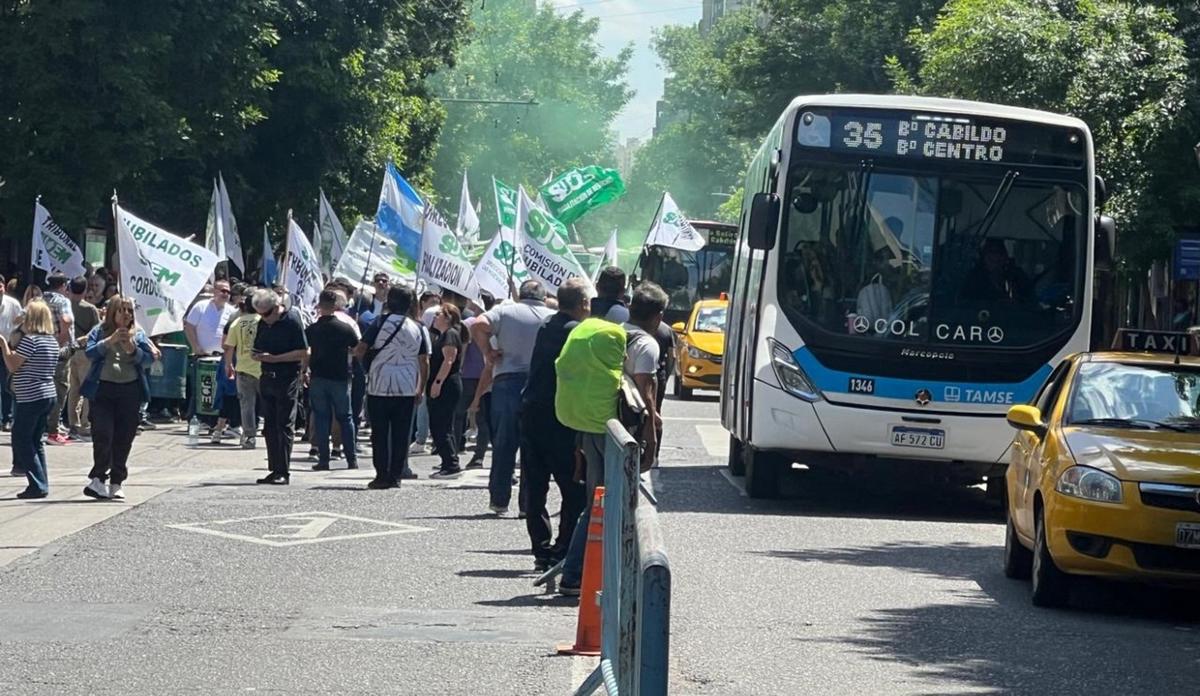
[520,277,590,570]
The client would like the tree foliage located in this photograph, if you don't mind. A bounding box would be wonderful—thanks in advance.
[894,0,1192,271]
[0,0,470,255]
[429,0,632,242]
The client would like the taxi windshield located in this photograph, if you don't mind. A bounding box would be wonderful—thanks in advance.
[693,306,727,333]
[1068,362,1200,430]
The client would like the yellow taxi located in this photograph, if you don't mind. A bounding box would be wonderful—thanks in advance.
[670,299,728,400]
[1004,345,1200,607]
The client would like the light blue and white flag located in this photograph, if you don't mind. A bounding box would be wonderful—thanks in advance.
[261,224,278,285]
[375,162,425,278]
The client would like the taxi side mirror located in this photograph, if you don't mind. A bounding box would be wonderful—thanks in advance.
[671,322,685,333]
[1007,405,1047,438]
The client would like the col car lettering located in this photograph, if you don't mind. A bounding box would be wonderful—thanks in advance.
[936,324,1004,344]
[852,316,919,338]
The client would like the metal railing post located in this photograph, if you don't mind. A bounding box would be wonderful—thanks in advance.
[636,501,671,695]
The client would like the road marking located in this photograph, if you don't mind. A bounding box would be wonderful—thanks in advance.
[661,416,721,422]
[695,424,729,458]
[168,511,431,547]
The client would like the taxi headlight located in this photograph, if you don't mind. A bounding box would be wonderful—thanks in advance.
[767,338,821,402]
[688,346,718,360]
[1055,466,1123,503]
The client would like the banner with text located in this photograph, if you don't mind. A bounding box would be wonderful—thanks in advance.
[318,189,348,275]
[284,219,323,309]
[644,192,704,251]
[333,220,403,290]
[115,203,219,335]
[32,202,87,278]
[516,187,592,297]
[420,206,481,301]
[538,165,626,225]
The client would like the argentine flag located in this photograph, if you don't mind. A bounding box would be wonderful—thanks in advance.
[376,162,425,277]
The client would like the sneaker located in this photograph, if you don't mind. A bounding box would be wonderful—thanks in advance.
[83,478,109,500]
[331,448,343,460]
[69,429,92,442]
[108,484,126,500]
[399,470,419,480]
[408,442,429,455]
[139,419,158,430]
[430,466,463,479]
[1,421,10,432]
[221,428,239,440]
[46,434,71,446]
[534,557,555,572]
[307,447,318,460]
[488,503,509,515]
[256,474,289,485]
[558,582,581,597]
[312,462,330,472]
[210,432,222,445]
[465,459,484,470]
[367,478,393,490]
[346,461,359,470]
[16,489,48,500]
[241,439,257,450]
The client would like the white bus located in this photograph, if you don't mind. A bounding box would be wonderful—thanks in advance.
[723,95,1114,498]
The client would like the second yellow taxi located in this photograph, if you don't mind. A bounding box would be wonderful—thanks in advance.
[670,299,727,400]
[1004,348,1200,607]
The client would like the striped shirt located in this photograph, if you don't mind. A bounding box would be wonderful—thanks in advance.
[12,334,59,402]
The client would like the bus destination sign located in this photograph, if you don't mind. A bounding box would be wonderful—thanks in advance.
[796,109,1085,168]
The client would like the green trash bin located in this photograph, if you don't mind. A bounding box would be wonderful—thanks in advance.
[148,343,189,400]
[192,356,222,417]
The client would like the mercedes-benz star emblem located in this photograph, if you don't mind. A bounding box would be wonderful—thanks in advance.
[987,326,1004,344]
[852,315,870,334]
[915,389,932,406]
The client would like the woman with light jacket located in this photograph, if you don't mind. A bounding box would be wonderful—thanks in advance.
[80,296,155,500]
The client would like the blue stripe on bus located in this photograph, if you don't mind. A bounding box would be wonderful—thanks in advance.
[792,347,1052,407]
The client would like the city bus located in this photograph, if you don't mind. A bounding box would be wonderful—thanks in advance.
[722,94,1114,498]
[634,220,737,326]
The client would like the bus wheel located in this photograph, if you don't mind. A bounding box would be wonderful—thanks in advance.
[745,447,784,499]
[728,434,745,476]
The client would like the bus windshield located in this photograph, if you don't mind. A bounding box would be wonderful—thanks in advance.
[779,162,1085,349]
[641,245,733,315]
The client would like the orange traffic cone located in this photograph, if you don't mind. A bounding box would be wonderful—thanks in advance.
[557,485,605,656]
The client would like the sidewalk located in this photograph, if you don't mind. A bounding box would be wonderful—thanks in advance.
[0,424,594,694]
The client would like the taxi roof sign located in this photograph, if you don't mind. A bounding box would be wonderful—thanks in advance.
[1112,328,1200,357]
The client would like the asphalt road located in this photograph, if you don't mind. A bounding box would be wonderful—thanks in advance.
[2,392,1199,695]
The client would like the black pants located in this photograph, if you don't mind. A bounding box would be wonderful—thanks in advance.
[428,375,462,470]
[88,380,143,485]
[520,413,586,562]
[260,371,301,476]
[368,395,416,484]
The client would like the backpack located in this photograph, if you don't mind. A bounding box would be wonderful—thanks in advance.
[619,331,650,433]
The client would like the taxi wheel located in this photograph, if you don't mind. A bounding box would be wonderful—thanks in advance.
[1031,508,1071,608]
[1003,511,1032,580]
[673,375,693,400]
[729,434,746,476]
[745,447,783,499]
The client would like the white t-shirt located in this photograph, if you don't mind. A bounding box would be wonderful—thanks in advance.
[186,299,237,354]
[422,305,439,327]
[0,294,21,339]
[366,314,428,397]
[622,322,659,379]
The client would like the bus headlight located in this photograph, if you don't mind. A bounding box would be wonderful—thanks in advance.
[767,338,822,402]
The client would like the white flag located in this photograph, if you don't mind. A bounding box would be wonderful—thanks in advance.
[593,228,620,282]
[310,215,325,273]
[456,171,480,247]
[419,205,481,301]
[334,220,401,291]
[318,189,348,275]
[645,192,704,251]
[515,187,593,297]
[284,218,323,310]
[31,202,86,278]
[473,226,528,302]
[115,203,220,335]
[205,180,225,262]
[217,173,244,272]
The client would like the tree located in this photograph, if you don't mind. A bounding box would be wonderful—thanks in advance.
[428,0,632,242]
[0,0,470,263]
[893,0,1191,271]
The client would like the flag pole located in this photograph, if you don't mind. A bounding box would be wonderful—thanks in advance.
[280,210,292,288]
[633,192,666,285]
[111,190,123,296]
[31,194,41,284]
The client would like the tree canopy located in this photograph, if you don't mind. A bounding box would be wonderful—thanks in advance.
[0,0,470,255]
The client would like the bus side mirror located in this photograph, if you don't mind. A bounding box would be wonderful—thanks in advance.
[748,193,780,251]
[1095,215,1116,267]
[1095,175,1108,209]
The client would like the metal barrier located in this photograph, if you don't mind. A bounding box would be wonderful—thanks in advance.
[573,420,672,696]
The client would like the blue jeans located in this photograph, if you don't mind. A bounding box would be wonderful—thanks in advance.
[413,399,429,445]
[562,432,606,586]
[0,359,13,424]
[487,372,526,509]
[309,377,356,466]
[13,397,55,494]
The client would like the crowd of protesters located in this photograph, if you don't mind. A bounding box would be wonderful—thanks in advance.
[2,262,674,599]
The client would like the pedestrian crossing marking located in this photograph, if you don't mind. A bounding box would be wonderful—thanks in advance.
[695,424,729,458]
[167,511,430,547]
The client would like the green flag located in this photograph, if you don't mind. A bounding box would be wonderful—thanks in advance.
[493,177,518,230]
[538,165,626,224]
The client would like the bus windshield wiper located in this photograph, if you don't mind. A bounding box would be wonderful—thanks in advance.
[974,170,1019,241]
[1072,417,1187,432]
